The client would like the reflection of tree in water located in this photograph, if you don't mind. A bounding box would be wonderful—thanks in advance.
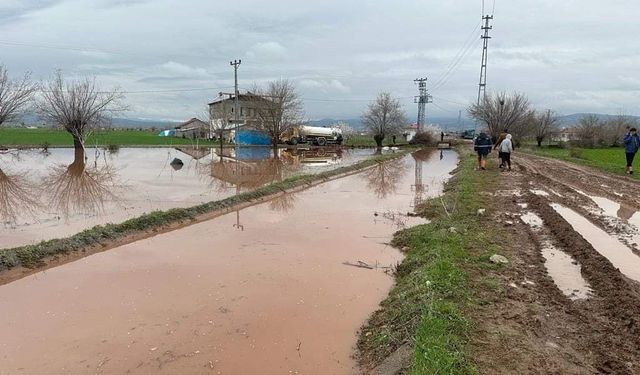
[44,148,119,218]
[268,192,297,213]
[0,167,40,223]
[362,159,406,199]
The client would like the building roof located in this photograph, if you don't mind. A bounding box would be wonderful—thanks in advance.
[208,92,273,106]
[175,118,208,130]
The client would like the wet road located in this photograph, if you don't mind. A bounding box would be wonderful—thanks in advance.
[0,150,457,374]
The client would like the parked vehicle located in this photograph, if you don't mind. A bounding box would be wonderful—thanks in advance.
[283,126,343,146]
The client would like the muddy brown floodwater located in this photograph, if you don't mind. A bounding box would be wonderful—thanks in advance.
[0,149,458,375]
[0,147,373,248]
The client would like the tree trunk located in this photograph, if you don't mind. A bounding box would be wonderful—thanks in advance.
[374,134,384,148]
[536,136,543,147]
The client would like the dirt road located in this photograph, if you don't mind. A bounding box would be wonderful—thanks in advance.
[470,151,640,374]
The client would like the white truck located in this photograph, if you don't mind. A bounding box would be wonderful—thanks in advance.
[284,125,343,146]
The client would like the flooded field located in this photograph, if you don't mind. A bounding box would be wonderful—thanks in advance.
[0,147,374,248]
[0,149,458,374]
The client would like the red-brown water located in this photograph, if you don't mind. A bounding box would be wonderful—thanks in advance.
[0,150,457,374]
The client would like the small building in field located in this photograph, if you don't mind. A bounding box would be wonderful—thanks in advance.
[175,118,210,139]
[551,127,580,143]
[403,124,419,142]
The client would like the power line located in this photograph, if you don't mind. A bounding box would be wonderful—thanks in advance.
[431,23,482,92]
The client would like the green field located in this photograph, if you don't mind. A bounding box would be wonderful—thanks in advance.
[524,146,639,178]
[0,128,219,147]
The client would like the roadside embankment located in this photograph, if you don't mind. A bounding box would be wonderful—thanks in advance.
[0,150,410,284]
[358,147,496,374]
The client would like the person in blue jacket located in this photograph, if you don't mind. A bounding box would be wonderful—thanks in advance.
[474,131,493,170]
[624,127,640,175]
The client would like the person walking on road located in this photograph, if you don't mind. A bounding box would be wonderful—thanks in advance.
[624,127,640,174]
[499,134,514,171]
[494,129,508,168]
[474,131,492,170]
[440,131,445,142]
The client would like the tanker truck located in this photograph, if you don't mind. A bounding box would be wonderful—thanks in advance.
[283,125,343,146]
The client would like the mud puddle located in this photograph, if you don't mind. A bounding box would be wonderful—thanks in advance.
[520,211,592,300]
[0,150,458,374]
[551,203,640,282]
[0,147,373,248]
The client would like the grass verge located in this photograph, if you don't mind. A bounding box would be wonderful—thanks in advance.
[0,128,221,147]
[0,151,409,272]
[522,145,639,179]
[357,147,500,374]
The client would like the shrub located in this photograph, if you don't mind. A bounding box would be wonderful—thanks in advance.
[409,131,436,146]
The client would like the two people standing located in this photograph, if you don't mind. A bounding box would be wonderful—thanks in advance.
[624,127,640,175]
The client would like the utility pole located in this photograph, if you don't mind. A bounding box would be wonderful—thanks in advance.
[477,14,493,105]
[414,78,432,133]
[230,59,241,143]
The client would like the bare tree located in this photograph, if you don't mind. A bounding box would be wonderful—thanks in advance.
[575,114,601,148]
[37,71,124,150]
[603,115,636,147]
[0,65,38,126]
[362,158,406,198]
[251,79,304,149]
[468,92,533,142]
[0,167,41,223]
[362,92,406,148]
[533,109,559,147]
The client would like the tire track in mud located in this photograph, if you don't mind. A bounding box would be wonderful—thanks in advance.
[510,154,640,373]
[524,193,640,374]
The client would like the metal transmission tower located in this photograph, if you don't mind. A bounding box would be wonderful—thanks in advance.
[477,15,493,105]
[414,78,432,132]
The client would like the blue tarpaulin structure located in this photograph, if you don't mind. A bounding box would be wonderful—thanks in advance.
[158,129,176,137]
[236,130,271,146]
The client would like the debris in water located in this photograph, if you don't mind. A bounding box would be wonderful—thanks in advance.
[170,158,184,171]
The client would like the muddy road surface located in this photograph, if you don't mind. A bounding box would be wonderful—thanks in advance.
[0,150,457,375]
[471,151,640,374]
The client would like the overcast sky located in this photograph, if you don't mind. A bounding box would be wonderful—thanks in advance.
[1,0,638,121]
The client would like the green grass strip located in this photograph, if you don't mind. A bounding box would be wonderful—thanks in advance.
[0,151,408,271]
[358,148,497,374]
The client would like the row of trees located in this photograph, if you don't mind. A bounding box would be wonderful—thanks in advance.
[467,92,561,147]
[0,65,124,150]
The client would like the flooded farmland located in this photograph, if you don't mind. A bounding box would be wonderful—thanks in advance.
[0,147,373,248]
[0,149,458,374]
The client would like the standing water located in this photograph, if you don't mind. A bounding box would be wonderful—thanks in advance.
[0,149,458,374]
[0,147,373,248]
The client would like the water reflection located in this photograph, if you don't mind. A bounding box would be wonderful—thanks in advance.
[362,158,406,199]
[0,167,40,224]
[44,148,120,218]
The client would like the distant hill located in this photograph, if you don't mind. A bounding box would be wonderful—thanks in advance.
[10,114,181,129]
[557,113,640,126]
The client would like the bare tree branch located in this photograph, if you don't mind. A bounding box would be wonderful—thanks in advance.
[468,92,534,142]
[37,70,125,149]
[0,65,38,126]
[361,92,406,148]
[533,109,559,147]
[250,79,304,148]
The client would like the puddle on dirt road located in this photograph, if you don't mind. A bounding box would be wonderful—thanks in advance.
[541,244,593,300]
[520,212,592,300]
[530,189,550,197]
[0,150,458,374]
[573,191,640,249]
[0,147,373,248]
[551,203,640,282]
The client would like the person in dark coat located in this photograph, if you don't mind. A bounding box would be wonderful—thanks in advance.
[440,131,445,142]
[474,131,492,170]
[623,127,640,174]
